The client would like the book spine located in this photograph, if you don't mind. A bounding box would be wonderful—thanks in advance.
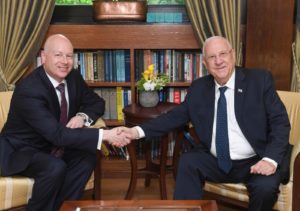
[124,50,131,82]
[116,87,124,120]
[93,52,98,80]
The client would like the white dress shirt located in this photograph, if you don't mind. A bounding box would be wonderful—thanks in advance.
[211,71,256,159]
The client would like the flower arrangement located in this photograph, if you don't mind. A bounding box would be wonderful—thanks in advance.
[136,64,169,91]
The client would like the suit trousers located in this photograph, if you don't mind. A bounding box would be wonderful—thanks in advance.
[19,148,96,211]
[173,147,281,211]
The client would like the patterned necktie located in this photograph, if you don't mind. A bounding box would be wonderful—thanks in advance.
[51,83,68,158]
[56,83,68,126]
[215,86,232,173]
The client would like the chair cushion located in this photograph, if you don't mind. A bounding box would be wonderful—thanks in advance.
[204,181,292,211]
[0,91,13,130]
[0,176,34,210]
[0,173,95,210]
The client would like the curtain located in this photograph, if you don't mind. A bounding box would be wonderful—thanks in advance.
[0,0,55,91]
[291,0,300,92]
[185,0,243,65]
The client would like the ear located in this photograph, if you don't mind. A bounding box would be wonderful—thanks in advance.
[40,50,46,64]
[232,49,236,63]
[202,56,208,68]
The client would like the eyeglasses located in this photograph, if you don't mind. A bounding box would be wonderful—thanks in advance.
[205,49,233,62]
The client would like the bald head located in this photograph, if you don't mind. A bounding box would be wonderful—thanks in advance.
[43,34,73,53]
[41,34,74,82]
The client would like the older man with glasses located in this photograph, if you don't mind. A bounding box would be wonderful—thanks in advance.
[119,36,291,211]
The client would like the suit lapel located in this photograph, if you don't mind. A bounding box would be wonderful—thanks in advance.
[234,68,247,126]
[38,67,61,120]
[66,72,76,117]
[204,76,216,144]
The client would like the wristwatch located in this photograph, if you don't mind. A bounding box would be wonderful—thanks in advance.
[76,112,93,127]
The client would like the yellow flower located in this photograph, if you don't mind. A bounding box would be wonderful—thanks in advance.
[137,63,169,91]
[148,64,154,71]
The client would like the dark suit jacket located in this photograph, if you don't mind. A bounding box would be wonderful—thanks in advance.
[140,67,291,182]
[0,66,105,176]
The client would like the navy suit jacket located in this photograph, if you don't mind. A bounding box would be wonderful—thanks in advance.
[140,67,291,182]
[0,66,105,176]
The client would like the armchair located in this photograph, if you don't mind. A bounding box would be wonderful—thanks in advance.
[0,91,105,210]
[188,90,300,211]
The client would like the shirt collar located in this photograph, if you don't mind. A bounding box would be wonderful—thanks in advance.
[45,71,67,89]
[215,70,235,91]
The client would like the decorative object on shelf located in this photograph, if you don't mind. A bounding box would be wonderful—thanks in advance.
[137,64,168,107]
[139,90,159,107]
[93,0,147,21]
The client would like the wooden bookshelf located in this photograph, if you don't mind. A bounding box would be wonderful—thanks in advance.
[46,24,199,50]
[45,24,200,126]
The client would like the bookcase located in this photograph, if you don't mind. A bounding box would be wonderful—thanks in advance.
[43,23,200,179]
[45,24,200,127]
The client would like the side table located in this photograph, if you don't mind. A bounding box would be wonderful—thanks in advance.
[123,102,183,200]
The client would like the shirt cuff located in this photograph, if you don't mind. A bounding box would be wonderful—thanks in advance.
[134,126,145,139]
[97,129,103,150]
[262,157,278,168]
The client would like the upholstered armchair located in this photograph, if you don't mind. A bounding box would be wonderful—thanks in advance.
[0,91,105,210]
[188,90,300,211]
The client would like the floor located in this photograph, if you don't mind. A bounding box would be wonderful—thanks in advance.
[100,175,243,211]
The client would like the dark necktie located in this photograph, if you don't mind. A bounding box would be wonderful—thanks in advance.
[51,83,68,158]
[215,86,232,173]
[56,83,68,126]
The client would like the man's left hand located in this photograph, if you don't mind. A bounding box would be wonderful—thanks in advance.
[250,160,276,176]
[66,115,85,128]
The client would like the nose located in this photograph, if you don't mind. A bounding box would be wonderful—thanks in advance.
[214,55,224,64]
[61,55,68,63]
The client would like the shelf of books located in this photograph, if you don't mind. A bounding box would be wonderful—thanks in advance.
[45,23,201,127]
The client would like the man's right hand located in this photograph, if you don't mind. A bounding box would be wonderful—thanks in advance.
[116,126,139,140]
[102,127,132,148]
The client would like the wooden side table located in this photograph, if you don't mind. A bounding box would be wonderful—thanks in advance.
[123,102,183,200]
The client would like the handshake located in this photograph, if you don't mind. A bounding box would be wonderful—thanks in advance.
[102,126,140,148]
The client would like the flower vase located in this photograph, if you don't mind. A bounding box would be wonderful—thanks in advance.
[139,91,159,107]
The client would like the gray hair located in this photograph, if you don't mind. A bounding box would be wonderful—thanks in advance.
[202,36,232,56]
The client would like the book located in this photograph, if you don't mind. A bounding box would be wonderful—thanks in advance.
[96,88,110,120]
[92,52,98,80]
[116,87,124,121]
[109,88,117,120]
[135,50,144,81]
[124,50,131,82]
[147,5,189,23]
[173,88,181,104]
[100,143,110,157]
[96,50,105,81]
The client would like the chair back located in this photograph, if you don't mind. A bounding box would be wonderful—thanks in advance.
[0,91,13,130]
[277,90,300,181]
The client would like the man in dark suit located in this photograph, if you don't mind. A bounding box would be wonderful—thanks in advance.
[121,36,291,211]
[0,34,129,211]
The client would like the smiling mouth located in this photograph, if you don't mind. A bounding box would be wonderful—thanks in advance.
[58,66,69,71]
[217,66,227,71]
